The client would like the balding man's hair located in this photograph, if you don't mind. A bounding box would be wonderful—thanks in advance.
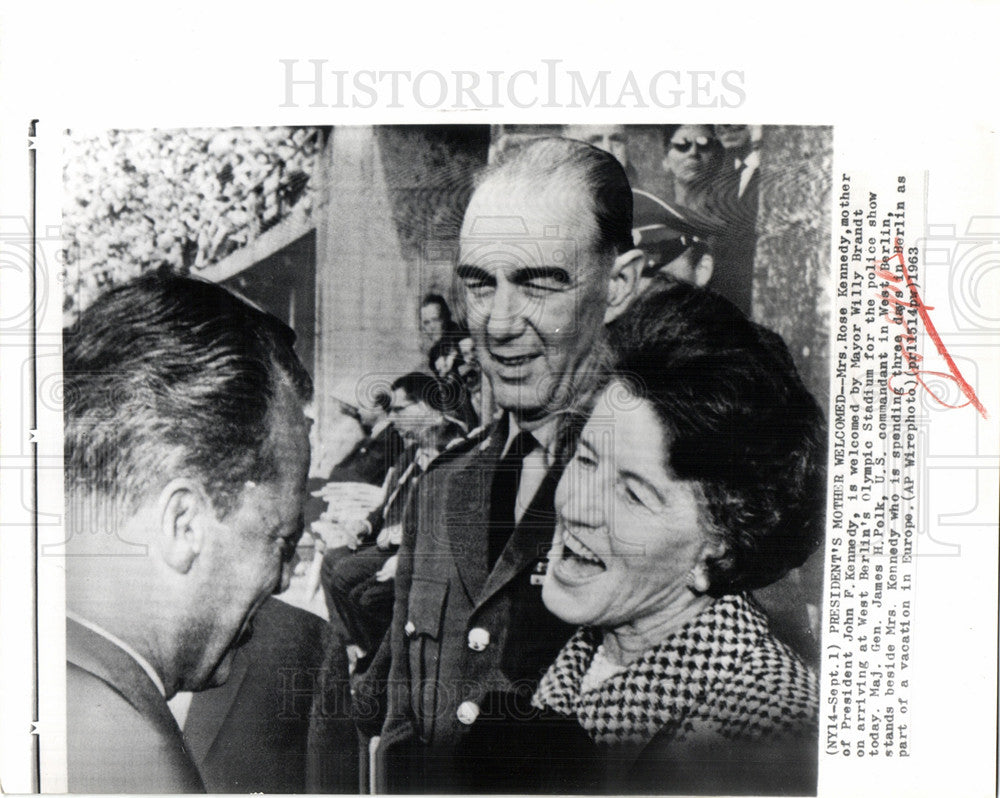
[477,137,634,257]
[63,273,313,517]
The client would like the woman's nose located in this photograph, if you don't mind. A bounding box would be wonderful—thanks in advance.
[557,462,607,527]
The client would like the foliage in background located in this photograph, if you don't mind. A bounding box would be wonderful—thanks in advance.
[62,126,325,320]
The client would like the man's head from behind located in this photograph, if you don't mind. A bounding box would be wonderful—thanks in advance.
[63,274,313,694]
[457,137,644,426]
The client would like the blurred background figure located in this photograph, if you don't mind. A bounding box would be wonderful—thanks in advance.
[562,123,640,184]
[715,123,762,203]
[456,331,485,422]
[318,372,466,672]
[562,124,628,167]
[419,292,458,355]
[661,124,725,213]
[324,390,406,488]
[302,391,405,549]
[631,188,721,293]
[429,325,480,430]
[307,399,367,484]
[710,123,762,316]
[386,371,447,445]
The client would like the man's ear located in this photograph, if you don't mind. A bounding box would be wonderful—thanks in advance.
[158,478,211,574]
[604,248,645,324]
[693,252,714,287]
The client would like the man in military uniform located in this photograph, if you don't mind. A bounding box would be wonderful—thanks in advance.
[356,137,644,791]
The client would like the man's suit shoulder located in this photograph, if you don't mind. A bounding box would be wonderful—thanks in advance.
[426,419,498,471]
[67,661,204,793]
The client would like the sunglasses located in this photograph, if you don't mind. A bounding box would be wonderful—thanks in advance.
[670,136,719,154]
[642,235,705,276]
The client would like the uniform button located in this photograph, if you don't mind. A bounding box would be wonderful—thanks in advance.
[404,620,416,636]
[456,700,480,725]
[467,627,490,652]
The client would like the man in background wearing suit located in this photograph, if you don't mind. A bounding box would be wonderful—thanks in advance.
[63,274,315,793]
[359,137,644,792]
[710,123,761,315]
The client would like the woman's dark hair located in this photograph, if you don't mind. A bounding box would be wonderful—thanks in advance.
[420,293,453,325]
[608,280,826,594]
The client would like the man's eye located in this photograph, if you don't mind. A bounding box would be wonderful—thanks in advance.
[622,485,642,506]
[574,452,598,470]
[525,274,571,292]
[463,281,494,299]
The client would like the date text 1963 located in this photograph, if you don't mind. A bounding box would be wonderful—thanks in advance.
[873,238,987,419]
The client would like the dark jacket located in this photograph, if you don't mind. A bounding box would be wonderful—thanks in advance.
[354,416,576,793]
[327,423,407,487]
[704,156,760,316]
[182,597,358,793]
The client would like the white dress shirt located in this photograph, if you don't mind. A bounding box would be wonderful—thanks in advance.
[66,610,166,697]
[502,415,558,524]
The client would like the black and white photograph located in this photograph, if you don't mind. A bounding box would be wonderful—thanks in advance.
[2,4,999,797]
[57,123,831,793]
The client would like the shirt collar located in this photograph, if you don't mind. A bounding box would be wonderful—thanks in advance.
[504,413,558,456]
[66,610,167,697]
[735,149,760,171]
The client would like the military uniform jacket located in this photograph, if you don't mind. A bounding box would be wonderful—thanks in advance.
[360,415,575,792]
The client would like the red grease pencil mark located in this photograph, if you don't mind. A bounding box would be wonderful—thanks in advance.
[873,238,988,419]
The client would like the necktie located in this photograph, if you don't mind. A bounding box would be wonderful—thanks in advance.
[488,430,535,568]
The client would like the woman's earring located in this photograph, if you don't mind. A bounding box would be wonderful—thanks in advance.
[687,564,711,595]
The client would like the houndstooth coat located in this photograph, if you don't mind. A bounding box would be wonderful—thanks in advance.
[532,592,819,794]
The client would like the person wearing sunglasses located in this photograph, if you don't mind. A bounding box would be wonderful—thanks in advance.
[661,124,725,211]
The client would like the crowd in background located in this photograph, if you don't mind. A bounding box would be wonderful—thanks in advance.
[61,127,323,320]
[304,124,810,719]
[308,292,484,670]
[63,128,826,796]
[566,122,762,315]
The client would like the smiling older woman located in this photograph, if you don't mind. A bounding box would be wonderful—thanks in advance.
[540,280,824,793]
[458,279,825,795]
